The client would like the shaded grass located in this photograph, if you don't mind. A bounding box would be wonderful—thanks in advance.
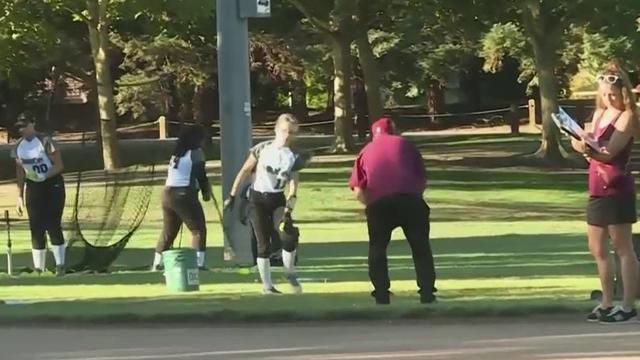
[0,133,627,323]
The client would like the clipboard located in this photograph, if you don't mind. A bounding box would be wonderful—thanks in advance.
[551,107,600,152]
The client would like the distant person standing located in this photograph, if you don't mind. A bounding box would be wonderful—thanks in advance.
[349,117,436,304]
[570,62,639,323]
[11,114,66,276]
[152,126,212,271]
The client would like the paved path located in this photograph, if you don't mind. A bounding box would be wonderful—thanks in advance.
[1,318,640,360]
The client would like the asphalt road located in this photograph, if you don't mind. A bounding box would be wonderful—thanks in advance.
[1,318,639,360]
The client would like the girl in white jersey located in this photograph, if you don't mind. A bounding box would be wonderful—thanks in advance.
[152,126,212,270]
[11,115,66,276]
[225,114,304,294]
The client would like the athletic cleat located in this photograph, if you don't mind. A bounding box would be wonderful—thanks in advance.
[599,306,637,324]
[587,305,614,322]
[198,266,209,272]
[285,273,303,294]
[262,287,282,295]
[55,265,66,277]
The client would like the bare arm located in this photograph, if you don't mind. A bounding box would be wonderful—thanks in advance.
[285,172,299,212]
[46,149,64,179]
[15,160,25,198]
[287,172,299,199]
[229,154,257,197]
[586,111,634,162]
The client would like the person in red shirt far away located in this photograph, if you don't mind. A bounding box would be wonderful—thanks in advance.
[349,117,436,305]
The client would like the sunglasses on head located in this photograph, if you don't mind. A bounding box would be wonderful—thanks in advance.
[596,74,621,84]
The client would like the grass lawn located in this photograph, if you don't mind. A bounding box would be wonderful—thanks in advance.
[0,133,630,322]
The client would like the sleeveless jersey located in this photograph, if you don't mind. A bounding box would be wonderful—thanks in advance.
[165,148,206,189]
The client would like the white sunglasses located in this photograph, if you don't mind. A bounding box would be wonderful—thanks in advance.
[596,74,621,84]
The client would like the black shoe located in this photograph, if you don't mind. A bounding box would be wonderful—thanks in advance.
[198,266,209,271]
[371,290,390,305]
[262,287,282,295]
[55,266,66,277]
[599,306,637,324]
[420,292,436,304]
[150,264,164,272]
[587,305,614,322]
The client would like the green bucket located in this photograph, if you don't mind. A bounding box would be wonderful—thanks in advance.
[162,249,200,292]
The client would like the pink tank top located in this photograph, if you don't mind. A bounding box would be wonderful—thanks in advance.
[588,111,635,197]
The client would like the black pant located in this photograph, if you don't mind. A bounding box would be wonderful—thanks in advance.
[25,175,65,250]
[156,187,206,252]
[365,193,436,295]
[249,190,285,258]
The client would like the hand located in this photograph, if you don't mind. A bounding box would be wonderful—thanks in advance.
[202,192,212,202]
[16,196,24,217]
[571,137,587,154]
[223,195,235,210]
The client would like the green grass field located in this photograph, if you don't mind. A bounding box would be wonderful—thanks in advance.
[0,134,628,322]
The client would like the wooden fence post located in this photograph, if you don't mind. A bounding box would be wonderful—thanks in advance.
[528,99,537,127]
[158,116,167,139]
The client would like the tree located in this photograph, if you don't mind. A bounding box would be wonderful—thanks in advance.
[289,0,356,152]
[86,0,120,169]
[114,34,213,124]
[0,0,87,127]
[479,0,640,163]
[353,0,383,122]
[362,0,485,114]
[43,0,121,169]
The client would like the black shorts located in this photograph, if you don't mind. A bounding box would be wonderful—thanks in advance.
[587,195,637,226]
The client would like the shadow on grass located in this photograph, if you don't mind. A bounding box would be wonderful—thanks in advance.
[0,290,595,324]
[0,234,592,287]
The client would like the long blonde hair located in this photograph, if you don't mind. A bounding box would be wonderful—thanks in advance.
[596,60,640,137]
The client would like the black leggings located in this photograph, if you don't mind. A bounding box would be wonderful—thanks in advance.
[156,187,207,253]
[25,175,65,250]
[249,190,285,258]
[365,193,436,295]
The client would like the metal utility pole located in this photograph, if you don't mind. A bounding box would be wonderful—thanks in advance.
[216,0,271,264]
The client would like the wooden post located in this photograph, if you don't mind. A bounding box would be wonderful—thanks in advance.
[158,116,167,139]
[0,128,8,144]
[528,99,537,127]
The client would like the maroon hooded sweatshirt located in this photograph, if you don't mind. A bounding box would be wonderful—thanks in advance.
[349,118,426,206]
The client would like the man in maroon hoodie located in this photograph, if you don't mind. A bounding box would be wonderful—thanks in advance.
[350,117,436,305]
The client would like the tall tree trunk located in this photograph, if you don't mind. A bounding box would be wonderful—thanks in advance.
[426,78,444,126]
[325,79,334,114]
[523,1,566,163]
[532,42,564,161]
[330,33,354,152]
[354,30,383,122]
[87,0,120,170]
[291,77,308,122]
